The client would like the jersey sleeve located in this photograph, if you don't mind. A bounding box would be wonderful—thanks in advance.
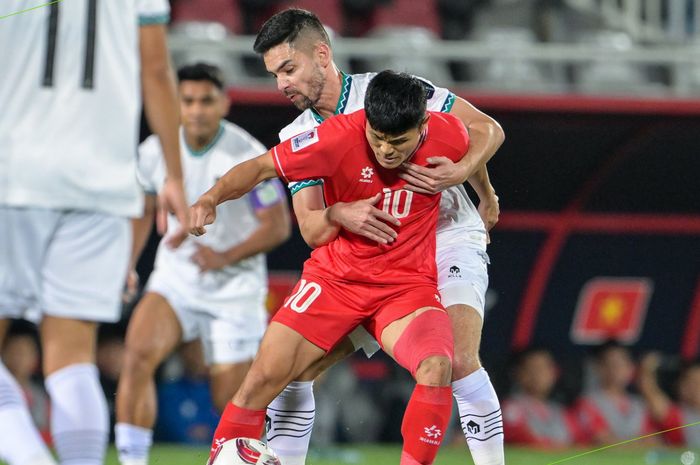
[279,111,325,195]
[418,77,456,113]
[271,123,345,184]
[137,0,170,25]
[136,138,164,195]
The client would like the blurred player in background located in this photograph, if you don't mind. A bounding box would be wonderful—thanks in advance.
[192,71,468,465]
[0,2,188,465]
[639,354,700,446]
[252,9,505,465]
[114,62,291,465]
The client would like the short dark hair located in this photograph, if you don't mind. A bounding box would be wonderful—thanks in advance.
[177,62,225,90]
[253,8,330,54]
[365,71,427,135]
[592,339,630,361]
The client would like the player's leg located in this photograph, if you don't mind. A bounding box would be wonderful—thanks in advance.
[39,210,130,465]
[380,304,455,465]
[439,246,504,465]
[0,207,61,465]
[266,337,355,465]
[210,322,325,460]
[115,292,184,465]
[0,319,57,465]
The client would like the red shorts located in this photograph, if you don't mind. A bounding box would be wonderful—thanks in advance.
[271,273,444,352]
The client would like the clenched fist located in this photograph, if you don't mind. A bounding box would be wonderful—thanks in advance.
[189,195,217,236]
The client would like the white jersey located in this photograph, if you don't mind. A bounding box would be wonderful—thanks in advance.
[0,0,170,217]
[279,72,487,250]
[138,121,285,311]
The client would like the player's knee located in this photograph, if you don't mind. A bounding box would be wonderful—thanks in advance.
[451,353,482,380]
[415,355,452,386]
[122,340,161,375]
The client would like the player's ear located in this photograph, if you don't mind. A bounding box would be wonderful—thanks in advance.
[220,92,231,117]
[316,41,331,68]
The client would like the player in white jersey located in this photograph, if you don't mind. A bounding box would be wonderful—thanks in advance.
[114,63,291,465]
[0,1,188,465]
[252,9,506,465]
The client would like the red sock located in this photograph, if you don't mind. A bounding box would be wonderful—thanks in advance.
[209,402,266,462]
[400,384,453,465]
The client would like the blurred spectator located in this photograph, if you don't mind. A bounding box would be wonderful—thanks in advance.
[1,330,51,444]
[436,0,491,40]
[502,348,583,447]
[575,341,654,445]
[154,341,219,444]
[639,354,700,446]
[341,0,393,37]
[239,0,290,34]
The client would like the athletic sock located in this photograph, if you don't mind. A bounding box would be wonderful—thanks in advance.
[0,362,56,465]
[115,423,153,465]
[210,403,266,462]
[45,364,109,465]
[400,384,452,465]
[266,381,315,465]
[452,368,505,465]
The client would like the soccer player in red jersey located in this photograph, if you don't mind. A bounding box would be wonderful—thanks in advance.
[190,71,469,465]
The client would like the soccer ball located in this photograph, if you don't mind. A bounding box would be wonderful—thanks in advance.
[209,438,282,465]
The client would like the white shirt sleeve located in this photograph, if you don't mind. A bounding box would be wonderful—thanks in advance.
[137,0,170,25]
[136,138,164,195]
[416,76,456,113]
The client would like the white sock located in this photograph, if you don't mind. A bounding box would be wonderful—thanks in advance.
[452,368,505,465]
[115,423,153,465]
[266,381,315,465]
[45,364,108,465]
[0,361,56,465]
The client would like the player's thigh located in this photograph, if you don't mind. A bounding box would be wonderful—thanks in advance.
[123,292,184,368]
[0,207,59,319]
[436,244,489,317]
[39,315,98,375]
[295,336,356,382]
[41,210,131,323]
[446,303,484,378]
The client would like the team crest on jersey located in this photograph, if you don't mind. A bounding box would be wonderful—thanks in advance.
[359,166,374,183]
[291,128,319,152]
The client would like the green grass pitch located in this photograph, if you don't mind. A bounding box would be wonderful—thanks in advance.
[100,444,697,465]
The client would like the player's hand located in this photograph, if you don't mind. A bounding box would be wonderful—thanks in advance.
[122,269,139,304]
[157,177,189,236]
[189,195,217,236]
[398,156,468,194]
[478,192,500,244]
[191,244,228,272]
[328,193,401,245]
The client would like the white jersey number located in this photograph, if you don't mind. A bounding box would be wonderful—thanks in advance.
[381,188,413,219]
[43,0,97,89]
[284,279,322,313]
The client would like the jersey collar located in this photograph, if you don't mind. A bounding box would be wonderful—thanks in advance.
[310,71,353,123]
[185,123,224,157]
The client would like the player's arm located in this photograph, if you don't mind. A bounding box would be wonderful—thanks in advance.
[139,22,189,234]
[189,152,277,236]
[191,185,292,272]
[637,353,673,422]
[292,186,400,248]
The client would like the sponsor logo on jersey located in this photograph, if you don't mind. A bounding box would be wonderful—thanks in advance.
[448,265,462,278]
[360,166,374,183]
[291,128,319,152]
[571,277,652,344]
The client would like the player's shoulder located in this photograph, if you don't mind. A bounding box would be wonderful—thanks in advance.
[138,133,163,157]
[427,111,468,142]
[218,121,266,160]
[279,111,320,142]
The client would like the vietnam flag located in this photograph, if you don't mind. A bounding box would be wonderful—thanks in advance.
[571,278,653,344]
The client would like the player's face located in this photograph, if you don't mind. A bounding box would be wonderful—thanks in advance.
[365,123,425,169]
[597,348,635,389]
[179,80,229,140]
[263,42,325,110]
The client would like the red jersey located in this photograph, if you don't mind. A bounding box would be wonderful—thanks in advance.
[272,110,469,286]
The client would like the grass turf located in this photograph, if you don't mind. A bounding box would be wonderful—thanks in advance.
[102,444,698,465]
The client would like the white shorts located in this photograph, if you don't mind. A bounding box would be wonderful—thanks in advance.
[0,207,130,323]
[348,241,490,356]
[146,270,265,365]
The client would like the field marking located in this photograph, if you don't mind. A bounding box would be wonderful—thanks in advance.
[547,420,700,464]
[0,0,64,20]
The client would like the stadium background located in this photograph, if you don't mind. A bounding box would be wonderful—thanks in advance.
[4,0,700,463]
